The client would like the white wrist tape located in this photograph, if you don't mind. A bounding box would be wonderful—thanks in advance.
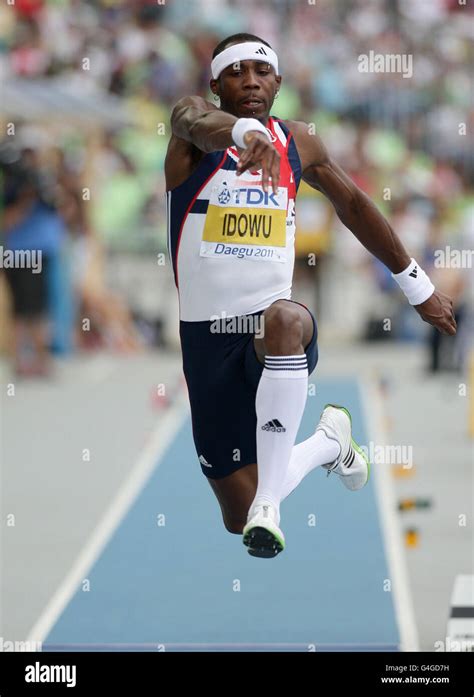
[232,118,270,148]
[391,258,435,305]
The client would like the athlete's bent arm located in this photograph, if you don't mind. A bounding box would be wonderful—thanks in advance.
[170,96,281,192]
[171,96,238,153]
[290,121,456,336]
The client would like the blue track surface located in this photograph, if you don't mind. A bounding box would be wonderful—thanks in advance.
[44,378,399,651]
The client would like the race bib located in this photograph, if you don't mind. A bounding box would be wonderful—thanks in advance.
[200,181,288,262]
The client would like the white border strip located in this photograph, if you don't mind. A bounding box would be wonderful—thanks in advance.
[359,376,419,652]
[27,396,188,644]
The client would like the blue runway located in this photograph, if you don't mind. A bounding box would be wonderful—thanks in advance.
[44,377,399,651]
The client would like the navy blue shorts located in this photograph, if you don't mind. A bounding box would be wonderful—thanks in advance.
[180,300,319,479]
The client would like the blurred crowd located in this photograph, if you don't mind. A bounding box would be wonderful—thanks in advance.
[0,142,143,375]
[0,0,472,375]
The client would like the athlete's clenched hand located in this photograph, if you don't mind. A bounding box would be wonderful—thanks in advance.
[414,290,457,336]
[236,131,280,194]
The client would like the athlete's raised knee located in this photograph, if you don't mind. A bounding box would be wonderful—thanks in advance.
[263,301,304,354]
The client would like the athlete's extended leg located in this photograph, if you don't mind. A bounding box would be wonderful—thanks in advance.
[250,299,312,510]
[207,299,311,546]
[242,299,312,556]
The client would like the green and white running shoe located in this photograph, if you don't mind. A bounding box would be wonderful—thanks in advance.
[317,404,370,491]
[242,503,285,558]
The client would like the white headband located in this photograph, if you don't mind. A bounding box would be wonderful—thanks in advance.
[211,41,279,79]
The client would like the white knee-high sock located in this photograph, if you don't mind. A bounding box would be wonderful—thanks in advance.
[280,430,341,501]
[251,354,308,522]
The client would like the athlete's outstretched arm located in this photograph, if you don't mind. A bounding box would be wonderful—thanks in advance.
[290,121,456,335]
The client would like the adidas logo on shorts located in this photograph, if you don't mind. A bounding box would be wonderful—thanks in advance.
[199,455,212,468]
[261,419,286,433]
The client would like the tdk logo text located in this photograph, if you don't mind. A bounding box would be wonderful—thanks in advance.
[220,187,280,206]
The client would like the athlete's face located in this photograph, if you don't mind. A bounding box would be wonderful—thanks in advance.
[211,58,281,121]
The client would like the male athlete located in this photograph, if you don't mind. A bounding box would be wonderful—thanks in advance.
[165,33,456,558]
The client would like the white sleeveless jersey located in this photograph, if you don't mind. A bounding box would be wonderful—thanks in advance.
[166,116,302,321]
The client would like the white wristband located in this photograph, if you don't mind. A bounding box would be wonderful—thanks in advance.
[232,118,270,148]
[391,258,435,305]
